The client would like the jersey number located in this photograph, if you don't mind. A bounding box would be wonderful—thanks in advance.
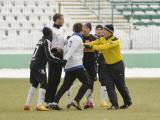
[32,45,39,58]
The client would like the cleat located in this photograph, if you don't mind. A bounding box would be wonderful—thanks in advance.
[107,105,119,110]
[48,104,63,110]
[100,101,109,108]
[24,105,30,111]
[84,100,94,109]
[119,104,128,109]
[120,102,132,109]
[66,104,72,109]
[36,105,49,111]
[46,104,52,110]
[70,101,82,110]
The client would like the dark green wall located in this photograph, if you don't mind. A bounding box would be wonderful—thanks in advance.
[123,53,160,68]
[0,54,160,68]
[0,54,31,69]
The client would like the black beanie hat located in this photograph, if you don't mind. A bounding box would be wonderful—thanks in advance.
[104,24,114,33]
[84,22,92,30]
[43,27,52,37]
[96,25,103,29]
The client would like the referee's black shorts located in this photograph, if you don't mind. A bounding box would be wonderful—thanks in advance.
[30,67,47,89]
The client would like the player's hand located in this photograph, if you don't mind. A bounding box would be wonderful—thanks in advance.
[84,44,93,49]
[51,48,63,54]
[60,59,67,67]
[52,48,63,58]
[51,48,58,54]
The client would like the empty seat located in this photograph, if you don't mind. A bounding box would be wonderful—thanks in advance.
[41,15,51,22]
[0,7,11,15]
[21,7,32,15]
[139,5,149,9]
[10,7,21,15]
[31,7,39,14]
[145,11,156,14]
[0,22,9,29]
[22,22,31,29]
[123,11,131,15]
[30,15,40,22]
[44,7,56,14]
[5,15,17,22]
[17,15,27,22]
[134,11,145,15]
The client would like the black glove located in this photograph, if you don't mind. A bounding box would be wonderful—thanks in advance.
[84,44,92,49]
[51,48,63,58]
[51,48,58,54]
[52,57,61,63]
[60,59,67,67]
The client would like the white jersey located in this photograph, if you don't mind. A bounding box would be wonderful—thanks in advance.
[45,24,65,49]
[64,34,84,71]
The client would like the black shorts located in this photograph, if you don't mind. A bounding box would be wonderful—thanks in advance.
[98,63,107,86]
[84,62,97,81]
[97,53,107,86]
[30,67,47,89]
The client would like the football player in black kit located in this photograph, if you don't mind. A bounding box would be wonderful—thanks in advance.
[24,27,66,111]
[82,23,97,109]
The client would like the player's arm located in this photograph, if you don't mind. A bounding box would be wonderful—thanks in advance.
[64,37,81,60]
[44,39,61,63]
[92,40,120,51]
[84,39,100,46]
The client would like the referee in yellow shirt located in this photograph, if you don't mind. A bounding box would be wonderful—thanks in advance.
[84,24,132,110]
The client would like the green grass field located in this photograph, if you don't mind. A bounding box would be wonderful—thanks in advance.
[0,78,160,120]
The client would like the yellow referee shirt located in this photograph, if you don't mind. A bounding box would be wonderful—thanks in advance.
[84,35,122,64]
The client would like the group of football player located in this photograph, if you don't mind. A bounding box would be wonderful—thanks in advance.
[24,13,132,111]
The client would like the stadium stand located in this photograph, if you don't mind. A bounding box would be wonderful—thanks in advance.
[0,0,160,50]
[111,0,160,26]
[0,0,60,49]
[57,0,130,31]
[110,0,160,49]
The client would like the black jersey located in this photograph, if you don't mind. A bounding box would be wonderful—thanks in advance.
[83,34,97,63]
[30,37,60,69]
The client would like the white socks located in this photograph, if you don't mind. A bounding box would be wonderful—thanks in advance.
[100,86,108,102]
[25,86,36,106]
[85,89,93,102]
[37,88,46,107]
[66,87,72,104]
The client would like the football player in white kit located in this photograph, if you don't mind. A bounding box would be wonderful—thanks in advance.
[49,23,91,110]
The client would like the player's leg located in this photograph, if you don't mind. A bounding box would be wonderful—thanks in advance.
[51,62,62,99]
[112,61,132,109]
[49,71,76,110]
[45,62,62,104]
[71,68,90,110]
[105,67,119,110]
[24,68,38,110]
[83,63,96,109]
[36,68,49,111]
[66,87,72,105]
[98,63,109,108]
[45,61,54,104]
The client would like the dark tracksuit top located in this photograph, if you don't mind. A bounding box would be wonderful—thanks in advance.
[83,34,97,64]
[83,34,97,89]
